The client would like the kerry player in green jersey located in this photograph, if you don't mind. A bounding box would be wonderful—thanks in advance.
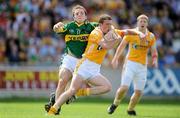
[44,5,98,115]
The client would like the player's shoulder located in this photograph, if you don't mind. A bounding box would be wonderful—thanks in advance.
[148,31,156,40]
[69,21,76,25]
[62,21,75,29]
[123,35,134,39]
[90,27,101,37]
[86,21,98,28]
[124,28,137,38]
[89,22,98,26]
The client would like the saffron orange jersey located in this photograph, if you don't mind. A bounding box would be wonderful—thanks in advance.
[83,27,124,64]
[124,30,156,65]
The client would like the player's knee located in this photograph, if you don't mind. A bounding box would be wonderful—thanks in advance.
[59,68,72,81]
[119,86,128,94]
[57,79,68,89]
[134,90,142,97]
[68,88,78,96]
[104,82,112,92]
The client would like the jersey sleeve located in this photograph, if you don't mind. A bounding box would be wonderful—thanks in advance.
[149,33,156,46]
[57,23,69,35]
[88,30,101,44]
[123,35,130,42]
[90,22,99,28]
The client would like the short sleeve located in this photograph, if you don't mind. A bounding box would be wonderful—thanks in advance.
[123,35,130,42]
[57,23,69,35]
[90,22,98,28]
[150,33,156,46]
[88,30,101,44]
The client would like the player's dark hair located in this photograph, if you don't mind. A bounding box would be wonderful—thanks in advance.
[98,14,112,24]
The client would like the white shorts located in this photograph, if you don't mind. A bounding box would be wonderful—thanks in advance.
[121,60,147,91]
[74,59,101,80]
[60,54,79,72]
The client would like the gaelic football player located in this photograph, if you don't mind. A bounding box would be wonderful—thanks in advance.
[108,14,158,116]
[48,14,145,115]
[44,5,98,115]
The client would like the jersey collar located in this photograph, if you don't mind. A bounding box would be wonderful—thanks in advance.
[75,21,85,27]
[136,27,148,36]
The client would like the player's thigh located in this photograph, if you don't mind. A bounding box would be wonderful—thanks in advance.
[59,67,72,82]
[75,59,101,80]
[88,74,111,87]
[60,54,78,76]
[121,67,134,87]
[133,71,147,91]
[69,74,85,92]
[59,54,74,81]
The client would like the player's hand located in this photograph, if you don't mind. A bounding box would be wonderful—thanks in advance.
[138,32,146,38]
[53,22,64,32]
[152,59,158,68]
[104,29,121,41]
[138,32,146,41]
[111,57,119,69]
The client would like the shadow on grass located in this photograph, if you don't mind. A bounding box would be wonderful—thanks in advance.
[137,115,179,118]
[0,96,180,105]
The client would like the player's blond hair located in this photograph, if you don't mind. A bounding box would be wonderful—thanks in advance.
[72,5,87,16]
[137,14,149,21]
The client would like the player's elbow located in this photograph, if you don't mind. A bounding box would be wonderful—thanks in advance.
[102,44,112,50]
[102,46,109,50]
[53,27,58,33]
[99,43,107,49]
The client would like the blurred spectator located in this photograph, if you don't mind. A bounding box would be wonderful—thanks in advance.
[175,50,180,66]
[6,39,20,64]
[163,49,176,67]
[0,0,179,67]
[39,34,56,64]
[0,37,6,63]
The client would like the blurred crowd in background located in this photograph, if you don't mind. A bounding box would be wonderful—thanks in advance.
[0,0,179,68]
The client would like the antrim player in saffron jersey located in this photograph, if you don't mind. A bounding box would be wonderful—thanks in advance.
[44,5,98,115]
[108,14,158,116]
[47,14,145,115]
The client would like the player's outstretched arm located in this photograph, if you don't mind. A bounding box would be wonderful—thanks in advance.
[111,38,128,69]
[99,37,120,50]
[123,29,146,39]
[99,29,122,49]
[151,41,158,68]
[53,22,64,33]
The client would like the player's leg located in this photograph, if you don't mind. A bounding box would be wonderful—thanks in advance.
[44,93,56,112]
[55,55,78,101]
[48,74,84,115]
[55,68,72,101]
[108,61,134,114]
[75,82,91,96]
[66,81,91,104]
[86,74,112,95]
[45,55,76,114]
[127,89,142,116]
[127,66,147,116]
[65,74,111,105]
[107,85,129,114]
[65,59,112,104]
[44,67,72,114]
[71,74,111,97]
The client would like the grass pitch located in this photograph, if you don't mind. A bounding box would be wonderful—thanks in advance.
[0,98,179,118]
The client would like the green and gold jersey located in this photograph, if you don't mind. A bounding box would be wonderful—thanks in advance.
[57,21,98,58]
